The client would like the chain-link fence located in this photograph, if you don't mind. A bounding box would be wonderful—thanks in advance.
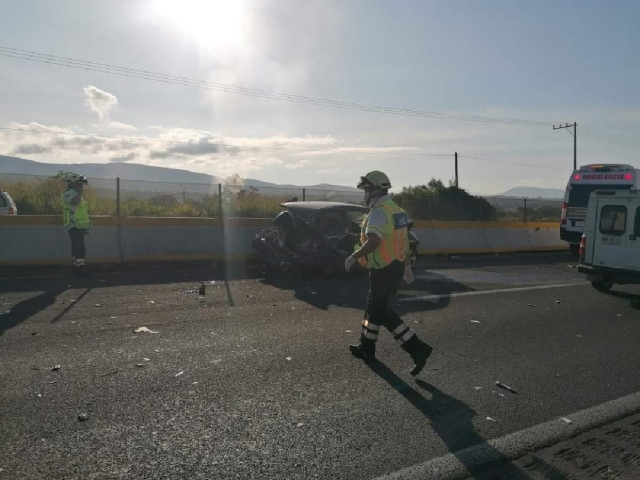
[0,172,561,221]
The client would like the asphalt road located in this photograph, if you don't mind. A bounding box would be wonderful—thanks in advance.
[1,252,639,480]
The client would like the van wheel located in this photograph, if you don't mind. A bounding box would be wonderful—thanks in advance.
[569,244,580,255]
[591,279,614,292]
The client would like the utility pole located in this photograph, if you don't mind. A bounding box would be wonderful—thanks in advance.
[454,152,459,188]
[553,122,577,170]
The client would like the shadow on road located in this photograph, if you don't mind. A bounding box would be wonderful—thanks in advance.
[261,269,472,313]
[603,290,640,311]
[367,360,531,479]
[0,284,69,336]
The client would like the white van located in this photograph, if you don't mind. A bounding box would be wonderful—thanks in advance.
[561,164,637,253]
[0,190,17,216]
[577,189,640,291]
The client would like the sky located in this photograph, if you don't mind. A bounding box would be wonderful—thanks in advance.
[1,0,640,194]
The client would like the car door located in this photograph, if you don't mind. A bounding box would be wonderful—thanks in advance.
[592,200,631,269]
[628,198,640,270]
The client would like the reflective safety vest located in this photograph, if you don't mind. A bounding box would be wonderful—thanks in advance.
[357,198,409,269]
[62,190,92,230]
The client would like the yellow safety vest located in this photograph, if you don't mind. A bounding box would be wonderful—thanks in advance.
[357,198,409,269]
[62,190,92,230]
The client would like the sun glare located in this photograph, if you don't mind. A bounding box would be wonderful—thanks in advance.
[155,0,246,50]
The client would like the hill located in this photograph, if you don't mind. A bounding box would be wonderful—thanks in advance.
[499,186,564,199]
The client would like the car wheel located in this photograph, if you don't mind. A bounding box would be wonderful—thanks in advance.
[591,279,614,292]
[409,247,418,269]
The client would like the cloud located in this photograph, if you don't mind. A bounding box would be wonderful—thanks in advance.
[11,144,52,155]
[285,159,311,170]
[300,146,418,157]
[516,178,548,188]
[84,86,118,122]
[109,152,138,163]
[108,121,137,131]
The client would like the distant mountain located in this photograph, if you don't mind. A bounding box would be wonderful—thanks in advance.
[499,187,564,199]
[0,155,359,192]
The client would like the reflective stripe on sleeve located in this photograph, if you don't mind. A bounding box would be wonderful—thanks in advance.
[364,331,379,341]
[363,320,380,332]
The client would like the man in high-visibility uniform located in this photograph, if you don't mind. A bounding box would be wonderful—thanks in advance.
[345,171,432,376]
[62,173,91,276]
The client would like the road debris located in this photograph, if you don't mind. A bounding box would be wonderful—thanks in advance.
[47,381,57,384]
[527,304,536,308]
[486,417,496,422]
[136,364,145,368]
[474,386,482,390]
[35,393,42,398]
[95,304,102,307]
[143,358,150,362]
[470,320,481,324]
[555,301,561,304]
[495,381,518,394]
[78,413,89,422]
[345,330,352,333]
[134,327,158,334]
[175,371,184,377]
[297,422,305,428]
[51,365,61,372]
[561,417,573,425]
[286,357,292,361]
[31,331,38,336]
[615,314,622,317]
[148,301,155,304]
[198,283,206,296]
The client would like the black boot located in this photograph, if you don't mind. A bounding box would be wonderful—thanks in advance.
[402,336,433,377]
[349,337,376,362]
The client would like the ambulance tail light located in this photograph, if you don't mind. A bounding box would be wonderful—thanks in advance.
[561,202,568,225]
[579,234,586,262]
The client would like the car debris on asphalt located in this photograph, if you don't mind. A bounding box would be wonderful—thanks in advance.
[51,365,61,371]
[78,413,89,422]
[134,327,158,334]
[495,381,518,394]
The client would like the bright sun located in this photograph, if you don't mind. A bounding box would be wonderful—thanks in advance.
[154,0,246,50]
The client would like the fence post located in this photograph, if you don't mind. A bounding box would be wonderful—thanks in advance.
[303,188,306,201]
[479,197,483,222]
[523,198,527,223]
[116,177,120,217]
[218,183,223,218]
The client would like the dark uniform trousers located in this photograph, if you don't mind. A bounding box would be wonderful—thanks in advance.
[359,260,427,358]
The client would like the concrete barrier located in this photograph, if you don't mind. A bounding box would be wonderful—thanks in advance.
[0,216,564,266]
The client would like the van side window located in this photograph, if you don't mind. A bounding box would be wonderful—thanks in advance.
[635,207,640,236]
[599,205,627,235]
[0,195,7,208]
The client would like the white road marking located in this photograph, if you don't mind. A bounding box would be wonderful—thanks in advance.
[399,282,589,303]
[374,390,640,480]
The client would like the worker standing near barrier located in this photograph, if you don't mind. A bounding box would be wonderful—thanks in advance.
[62,173,92,276]
[345,171,433,376]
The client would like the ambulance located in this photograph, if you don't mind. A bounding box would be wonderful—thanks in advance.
[577,189,640,291]
[561,164,638,253]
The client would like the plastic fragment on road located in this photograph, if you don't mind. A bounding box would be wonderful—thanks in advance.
[470,320,481,324]
[486,417,496,422]
[615,314,622,317]
[474,386,482,390]
[345,330,352,333]
[555,301,561,304]
[51,365,61,371]
[78,413,89,422]
[175,371,184,377]
[35,393,42,398]
[286,357,292,361]
[297,423,304,428]
[95,304,102,307]
[495,381,517,394]
[134,327,158,334]
[527,304,536,308]
[148,301,155,304]
[143,358,150,362]
[561,417,573,424]
[136,364,144,368]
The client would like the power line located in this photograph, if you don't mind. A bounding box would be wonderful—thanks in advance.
[0,126,452,157]
[458,155,571,172]
[578,126,640,151]
[0,46,555,127]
